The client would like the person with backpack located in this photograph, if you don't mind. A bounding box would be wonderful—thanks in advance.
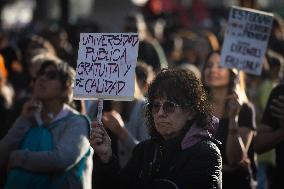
[255,83,284,188]
[0,56,93,189]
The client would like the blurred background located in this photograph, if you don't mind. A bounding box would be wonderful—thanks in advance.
[0,0,283,32]
[0,1,284,189]
[0,0,283,31]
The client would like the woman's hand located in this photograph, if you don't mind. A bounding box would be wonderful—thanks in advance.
[21,98,41,121]
[8,150,28,169]
[239,156,251,169]
[227,93,241,122]
[90,121,112,163]
[227,93,241,134]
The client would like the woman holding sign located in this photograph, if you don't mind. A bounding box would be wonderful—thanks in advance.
[91,69,222,189]
[202,50,257,189]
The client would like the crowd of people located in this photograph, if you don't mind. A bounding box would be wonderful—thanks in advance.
[0,1,284,189]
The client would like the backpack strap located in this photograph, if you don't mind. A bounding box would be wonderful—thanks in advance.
[74,148,91,180]
[46,114,78,130]
[47,114,91,138]
[49,114,92,188]
[71,114,92,180]
[77,114,92,139]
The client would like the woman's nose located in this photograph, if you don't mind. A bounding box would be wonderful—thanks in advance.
[157,105,166,116]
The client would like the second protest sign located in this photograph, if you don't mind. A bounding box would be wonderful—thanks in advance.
[221,6,273,75]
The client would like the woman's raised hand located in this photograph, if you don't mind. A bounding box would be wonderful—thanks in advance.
[226,92,241,134]
[21,98,41,121]
[227,92,241,122]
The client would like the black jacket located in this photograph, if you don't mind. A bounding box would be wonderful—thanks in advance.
[93,136,222,189]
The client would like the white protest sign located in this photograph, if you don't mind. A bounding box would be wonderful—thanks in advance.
[220,6,273,75]
[73,33,139,100]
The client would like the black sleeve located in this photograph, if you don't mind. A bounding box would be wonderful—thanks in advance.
[176,141,222,189]
[92,154,120,189]
[238,102,256,130]
[262,84,284,130]
[119,140,153,189]
[92,141,148,189]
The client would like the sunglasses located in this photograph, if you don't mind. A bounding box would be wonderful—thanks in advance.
[36,70,59,80]
[150,100,182,114]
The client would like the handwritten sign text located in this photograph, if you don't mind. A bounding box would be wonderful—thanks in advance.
[220,6,273,75]
[73,33,139,100]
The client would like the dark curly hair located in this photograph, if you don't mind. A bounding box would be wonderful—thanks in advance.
[145,68,213,138]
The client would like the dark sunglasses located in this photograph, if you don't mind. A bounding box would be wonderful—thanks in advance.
[36,70,59,80]
[150,100,182,114]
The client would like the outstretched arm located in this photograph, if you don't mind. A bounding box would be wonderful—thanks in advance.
[226,96,255,165]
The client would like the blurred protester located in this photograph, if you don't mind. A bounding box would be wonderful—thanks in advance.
[246,50,283,189]
[0,53,14,139]
[268,14,284,56]
[124,13,168,73]
[0,45,23,93]
[39,26,75,68]
[140,0,191,29]
[166,29,219,70]
[202,51,257,189]
[177,63,201,80]
[254,83,284,189]
[17,34,56,84]
[0,44,26,102]
[6,52,58,130]
[0,58,93,189]
[135,61,155,96]
[4,35,57,117]
[169,30,201,68]
[91,69,221,189]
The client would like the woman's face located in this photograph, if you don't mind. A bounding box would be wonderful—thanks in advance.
[152,97,193,140]
[203,53,230,88]
[33,65,64,102]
